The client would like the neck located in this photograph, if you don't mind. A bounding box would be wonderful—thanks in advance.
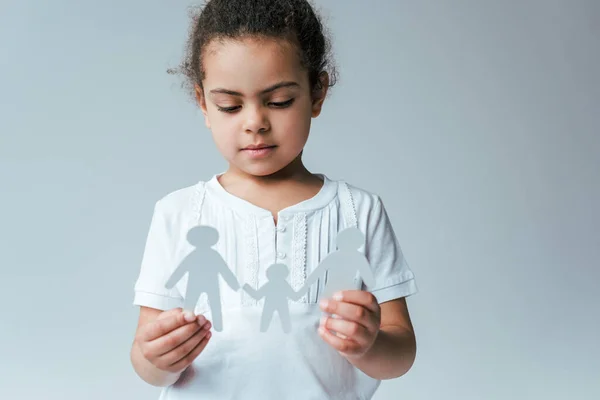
[224,153,315,186]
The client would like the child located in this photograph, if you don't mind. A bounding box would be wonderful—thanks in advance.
[242,263,303,333]
[130,0,418,399]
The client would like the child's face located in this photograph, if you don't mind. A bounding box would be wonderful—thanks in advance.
[197,37,327,177]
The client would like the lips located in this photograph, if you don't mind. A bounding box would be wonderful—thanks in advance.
[243,144,275,150]
[241,144,276,159]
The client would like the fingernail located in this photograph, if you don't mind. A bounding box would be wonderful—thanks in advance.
[333,292,343,301]
[207,331,212,338]
[196,315,206,325]
[319,299,329,309]
[184,312,195,322]
[320,315,327,326]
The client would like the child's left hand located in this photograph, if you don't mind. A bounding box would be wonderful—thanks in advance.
[318,290,381,359]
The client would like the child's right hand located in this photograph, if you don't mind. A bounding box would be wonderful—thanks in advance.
[136,308,212,373]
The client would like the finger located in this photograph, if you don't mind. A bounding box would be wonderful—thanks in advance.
[147,318,208,357]
[158,321,212,367]
[167,329,212,373]
[321,315,371,348]
[142,310,204,342]
[319,299,375,330]
[331,290,379,314]
[318,324,361,355]
[156,307,183,321]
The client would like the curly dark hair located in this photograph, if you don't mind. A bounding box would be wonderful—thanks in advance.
[167,0,338,101]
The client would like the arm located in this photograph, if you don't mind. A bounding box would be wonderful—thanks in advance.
[346,297,416,379]
[130,307,183,387]
[165,261,186,290]
[242,283,264,300]
[296,257,330,297]
[334,197,416,379]
[288,284,302,301]
[358,256,376,288]
[218,256,240,291]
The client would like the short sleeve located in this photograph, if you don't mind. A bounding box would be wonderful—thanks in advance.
[133,200,184,310]
[362,196,418,303]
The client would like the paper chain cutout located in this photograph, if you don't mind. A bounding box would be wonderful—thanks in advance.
[165,225,374,333]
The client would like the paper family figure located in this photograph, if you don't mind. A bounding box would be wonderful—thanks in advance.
[242,263,303,333]
[297,226,375,301]
[164,225,240,332]
[165,224,374,334]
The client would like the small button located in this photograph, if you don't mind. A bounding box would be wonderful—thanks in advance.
[277,252,286,259]
[277,225,286,233]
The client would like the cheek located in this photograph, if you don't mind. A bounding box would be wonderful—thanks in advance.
[209,121,238,154]
[279,113,311,146]
[275,103,311,133]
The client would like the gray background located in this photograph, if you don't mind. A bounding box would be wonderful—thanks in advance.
[1,0,598,399]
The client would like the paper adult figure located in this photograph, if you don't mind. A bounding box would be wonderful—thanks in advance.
[297,226,375,301]
[165,225,240,332]
[242,263,302,333]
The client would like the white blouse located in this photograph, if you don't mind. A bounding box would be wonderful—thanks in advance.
[133,172,418,400]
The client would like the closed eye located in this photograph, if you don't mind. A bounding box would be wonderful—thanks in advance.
[217,105,240,113]
[216,99,295,113]
[269,99,295,108]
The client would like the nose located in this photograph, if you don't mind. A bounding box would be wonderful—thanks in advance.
[242,104,270,134]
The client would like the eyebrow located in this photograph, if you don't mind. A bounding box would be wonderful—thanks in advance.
[209,81,300,96]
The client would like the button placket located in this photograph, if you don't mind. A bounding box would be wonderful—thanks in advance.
[276,215,289,262]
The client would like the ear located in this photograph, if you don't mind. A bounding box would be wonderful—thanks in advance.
[311,71,329,118]
[195,83,211,129]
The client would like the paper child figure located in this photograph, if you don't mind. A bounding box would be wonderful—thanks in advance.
[165,225,240,332]
[242,263,302,333]
[297,226,375,301]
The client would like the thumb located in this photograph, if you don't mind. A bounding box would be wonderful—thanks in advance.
[142,308,195,342]
[156,307,184,321]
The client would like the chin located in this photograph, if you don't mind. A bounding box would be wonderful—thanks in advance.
[245,166,284,177]
[239,162,290,177]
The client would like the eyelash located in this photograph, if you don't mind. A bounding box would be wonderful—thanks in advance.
[217,99,295,113]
